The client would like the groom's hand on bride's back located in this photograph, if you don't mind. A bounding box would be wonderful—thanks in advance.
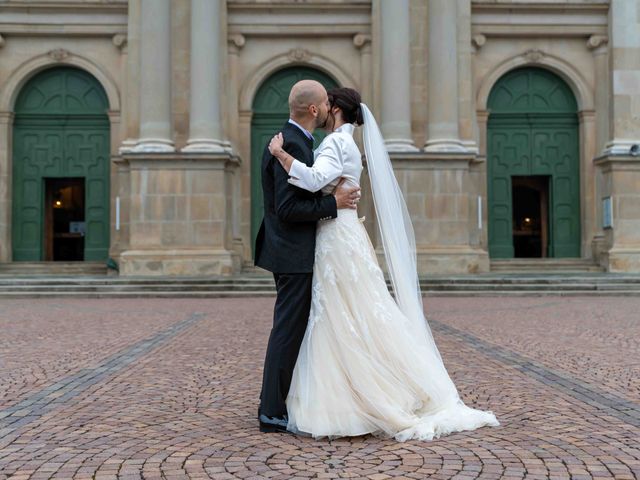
[333,178,361,210]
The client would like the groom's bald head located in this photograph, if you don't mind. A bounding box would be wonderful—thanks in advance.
[289,80,329,126]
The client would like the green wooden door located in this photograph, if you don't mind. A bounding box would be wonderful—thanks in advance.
[12,67,110,261]
[250,67,339,253]
[487,67,580,258]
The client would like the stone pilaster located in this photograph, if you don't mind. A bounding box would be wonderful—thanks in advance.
[118,0,140,153]
[0,112,14,262]
[379,0,417,152]
[594,1,640,272]
[603,0,640,155]
[183,0,227,152]
[132,0,174,152]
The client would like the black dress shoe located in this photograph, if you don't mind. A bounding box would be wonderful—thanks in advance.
[259,413,289,433]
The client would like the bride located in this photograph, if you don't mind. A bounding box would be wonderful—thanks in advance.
[267,87,499,441]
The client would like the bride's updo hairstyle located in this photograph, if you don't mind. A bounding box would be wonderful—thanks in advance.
[327,87,364,126]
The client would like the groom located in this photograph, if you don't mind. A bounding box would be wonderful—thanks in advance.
[254,80,360,433]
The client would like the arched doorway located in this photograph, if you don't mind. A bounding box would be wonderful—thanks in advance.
[12,66,110,261]
[487,67,580,258]
[250,66,339,252]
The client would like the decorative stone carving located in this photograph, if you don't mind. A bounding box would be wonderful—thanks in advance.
[523,49,545,63]
[353,33,372,50]
[587,35,608,51]
[112,34,128,52]
[287,48,311,62]
[228,34,245,49]
[48,48,70,61]
[471,34,486,51]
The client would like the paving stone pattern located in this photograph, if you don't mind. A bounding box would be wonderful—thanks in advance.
[0,297,638,480]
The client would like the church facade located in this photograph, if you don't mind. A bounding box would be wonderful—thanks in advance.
[0,0,639,276]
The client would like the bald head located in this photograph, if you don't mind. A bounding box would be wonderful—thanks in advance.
[288,80,327,120]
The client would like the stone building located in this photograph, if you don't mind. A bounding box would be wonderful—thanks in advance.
[0,0,639,276]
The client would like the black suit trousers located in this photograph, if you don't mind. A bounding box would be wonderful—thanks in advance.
[259,272,313,417]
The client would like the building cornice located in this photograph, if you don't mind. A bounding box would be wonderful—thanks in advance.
[0,1,127,37]
[472,1,609,38]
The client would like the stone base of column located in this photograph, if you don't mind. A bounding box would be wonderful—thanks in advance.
[600,248,640,273]
[417,246,490,275]
[385,139,419,153]
[132,138,175,153]
[375,246,489,276]
[602,140,640,156]
[424,139,470,153]
[182,139,230,153]
[118,248,242,276]
[118,139,138,154]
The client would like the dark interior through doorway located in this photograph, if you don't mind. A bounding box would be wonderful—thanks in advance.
[512,176,550,258]
[44,178,85,261]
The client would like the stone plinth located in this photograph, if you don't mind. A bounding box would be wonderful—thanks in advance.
[379,152,489,275]
[594,154,640,272]
[115,152,241,276]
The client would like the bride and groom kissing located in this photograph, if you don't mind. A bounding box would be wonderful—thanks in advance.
[254,80,499,441]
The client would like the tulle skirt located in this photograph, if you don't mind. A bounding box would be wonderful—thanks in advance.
[286,209,499,441]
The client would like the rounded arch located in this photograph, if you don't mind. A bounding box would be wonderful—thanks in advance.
[477,51,593,112]
[15,66,110,116]
[488,67,578,114]
[240,51,356,111]
[0,50,120,112]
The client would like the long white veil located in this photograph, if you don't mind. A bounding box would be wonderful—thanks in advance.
[360,103,446,365]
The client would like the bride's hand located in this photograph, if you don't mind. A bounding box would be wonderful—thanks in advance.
[268,133,284,157]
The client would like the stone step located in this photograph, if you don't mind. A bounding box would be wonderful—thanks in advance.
[0,289,638,299]
[2,275,639,286]
[0,281,639,291]
[0,262,108,275]
[490,259,605,273]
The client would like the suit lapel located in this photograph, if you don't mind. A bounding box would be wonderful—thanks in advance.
[282,122,314,165]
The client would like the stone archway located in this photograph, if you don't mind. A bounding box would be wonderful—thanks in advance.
[487,67,580,259]
[250,66,339,251]
[12,66,111,261]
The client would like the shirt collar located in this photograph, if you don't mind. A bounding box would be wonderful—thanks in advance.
[288,118,314,141]
[334,123,355,135]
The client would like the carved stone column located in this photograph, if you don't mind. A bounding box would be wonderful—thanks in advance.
[183,0,227,152]
[379,0,417,151]
[425,0,466,152]
[133,0,174,152]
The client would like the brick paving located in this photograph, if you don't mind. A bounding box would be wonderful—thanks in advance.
[0,297,639,480]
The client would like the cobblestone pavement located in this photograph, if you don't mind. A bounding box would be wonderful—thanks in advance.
[0,297,639,480]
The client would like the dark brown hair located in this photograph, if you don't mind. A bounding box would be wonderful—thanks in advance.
[327,87,364,126]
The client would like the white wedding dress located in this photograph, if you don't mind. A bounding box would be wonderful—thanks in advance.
[284,112,499,441]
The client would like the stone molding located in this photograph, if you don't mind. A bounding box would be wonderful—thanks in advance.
[476,51,594,111]
[0,50,121,111]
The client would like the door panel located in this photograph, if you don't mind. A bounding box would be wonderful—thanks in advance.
[12,66,110,261]
[487,67,580,259]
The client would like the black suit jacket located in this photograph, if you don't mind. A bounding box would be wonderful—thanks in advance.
[254,122,338,273]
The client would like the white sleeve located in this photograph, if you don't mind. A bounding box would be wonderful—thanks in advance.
[287,134,344,193]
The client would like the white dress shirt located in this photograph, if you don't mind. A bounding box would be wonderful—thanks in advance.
[288,123,363,195]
